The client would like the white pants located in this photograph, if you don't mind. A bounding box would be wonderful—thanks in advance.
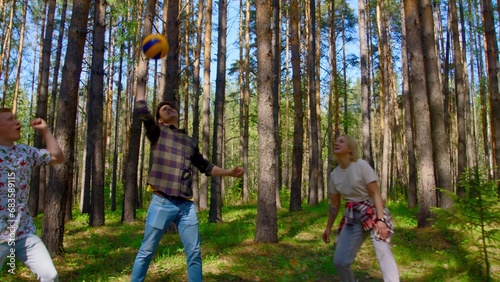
[0,235,58,281]
[334,211,399,282]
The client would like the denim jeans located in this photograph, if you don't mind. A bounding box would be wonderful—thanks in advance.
[334,211,399,282]
[0,234,58,281]
[131,194,202,282]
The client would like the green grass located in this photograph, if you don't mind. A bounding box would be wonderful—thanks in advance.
[2,200,497,281]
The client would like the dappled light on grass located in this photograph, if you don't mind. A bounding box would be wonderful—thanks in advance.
[2,201,496,281]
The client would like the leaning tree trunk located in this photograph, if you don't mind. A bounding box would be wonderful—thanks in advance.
[42,0,91,256]
[12,0,28,114]
[123,0,156,223]
[30,0,56,218]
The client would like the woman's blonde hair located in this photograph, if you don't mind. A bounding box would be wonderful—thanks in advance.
[334,135,360,161]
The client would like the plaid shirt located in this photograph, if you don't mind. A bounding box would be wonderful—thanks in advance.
[135,100,214,199]
[337,200,395,243]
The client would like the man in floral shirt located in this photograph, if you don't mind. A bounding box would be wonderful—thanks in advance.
[0,108,64,281]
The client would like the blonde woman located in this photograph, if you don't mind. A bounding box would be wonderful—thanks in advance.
[322,135,399,282]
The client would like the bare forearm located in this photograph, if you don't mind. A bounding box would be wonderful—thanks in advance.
[210,166,229,177]
[372,194,386,218]
[326,205,339,230]
[43,129,64,164]
[210,165,243,178]
[367,181,385,218]
[136,90,146,101]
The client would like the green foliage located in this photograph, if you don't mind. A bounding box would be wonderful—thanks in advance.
[4,200,497,281]
[431,167,500,282]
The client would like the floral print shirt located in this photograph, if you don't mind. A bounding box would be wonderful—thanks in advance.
[0,144,51,244]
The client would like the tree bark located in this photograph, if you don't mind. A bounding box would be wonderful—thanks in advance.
[403,0,437,227]
[289,0,303,212]
[123,0,156,223]
[89,0,107,227]
[191,0,204,209]
[12,0,28,114]
[163,0,180,103]
[420,0,453,208]
[481,0,500,195]
[449,0,467,197]
[30,0,56,218]
[400,1,417,208]
[255,0,278,243]
[209,0,227,223]
[42,0,91,256]
[272,0,283,208]
[359,0,372,165]
[307,0,319,206]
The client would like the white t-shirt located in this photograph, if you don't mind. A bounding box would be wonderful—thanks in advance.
[328,159,377,202]
[0,144,51,244]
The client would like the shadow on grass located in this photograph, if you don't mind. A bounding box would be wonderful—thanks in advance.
[2,201,492,282]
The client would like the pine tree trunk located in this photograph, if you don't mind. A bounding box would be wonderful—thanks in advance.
[111,42,125,212]
[255,0,278,243]
[200,0,213,211]
[420,0,453,208]
[403,0,437,227]
[123,0,156,223]
[209,0,228,223]
[89,0,106,227]
[42,0,91,256]
[307,0,319,206]
[359,0,372,165]
[163,0,180,103]
[0,0,15,107]
[191,0,204,210]
[272,0,282,208]
[449,0,468,197]
[12,0,28,114]
[400,1,417,208]
[481,0,500,195]
[30,0,55,217]
[289,0,303,212]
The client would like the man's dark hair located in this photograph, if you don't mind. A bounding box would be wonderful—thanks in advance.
[155,101,178,121]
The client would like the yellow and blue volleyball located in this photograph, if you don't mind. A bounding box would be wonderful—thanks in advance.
[142,34,169,59]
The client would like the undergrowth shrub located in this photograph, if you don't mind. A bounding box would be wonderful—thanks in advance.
[432,167,500,282]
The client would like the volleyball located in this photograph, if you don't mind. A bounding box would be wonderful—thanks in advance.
[142,34,169,59]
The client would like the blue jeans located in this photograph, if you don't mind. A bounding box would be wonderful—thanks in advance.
[0,235,58,281]
[131,194,202,282]
[334,211,399,282]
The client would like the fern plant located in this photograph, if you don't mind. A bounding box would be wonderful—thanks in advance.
[431,167,500,282]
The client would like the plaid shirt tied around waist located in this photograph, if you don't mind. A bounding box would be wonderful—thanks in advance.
[135,100,214,199]
[338,200,395,243]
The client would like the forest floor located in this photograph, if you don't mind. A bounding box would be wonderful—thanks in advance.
[2,199,497,281]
